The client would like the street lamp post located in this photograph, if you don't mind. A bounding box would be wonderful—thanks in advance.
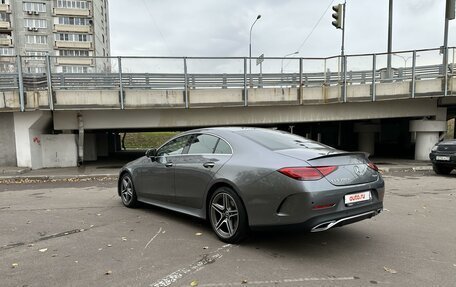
[281,51,299,74]
[393,54,419,68]
[249,15,261,82]
[387,0,393,78]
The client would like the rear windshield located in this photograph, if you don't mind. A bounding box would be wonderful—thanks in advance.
[236,129,331,151]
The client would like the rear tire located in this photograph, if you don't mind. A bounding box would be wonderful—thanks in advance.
[119,173,138,208]
[433,164,454,175]
[208,187,249,243]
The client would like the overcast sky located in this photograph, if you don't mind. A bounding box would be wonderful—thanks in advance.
[109,0,455,58]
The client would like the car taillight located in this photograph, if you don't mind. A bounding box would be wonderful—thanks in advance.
[367,162,378,172]
[278,166,337,181]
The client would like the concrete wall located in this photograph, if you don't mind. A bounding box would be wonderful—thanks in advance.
[0,113,17,166]
[41,134,78,168]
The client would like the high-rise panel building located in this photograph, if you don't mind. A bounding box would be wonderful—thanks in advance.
[0,0,110,73]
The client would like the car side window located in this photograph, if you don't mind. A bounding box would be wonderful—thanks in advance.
[214,138,232,154]
[157,135,191,156]
[187,134,219,154]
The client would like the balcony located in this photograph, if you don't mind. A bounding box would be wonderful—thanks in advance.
[54,41,92,49]
[53,8,90,17]
[0,4,11,13]
[54,24,91,33]
[0,21,11,30]
[56,57,94,65]
[0,37,12,46]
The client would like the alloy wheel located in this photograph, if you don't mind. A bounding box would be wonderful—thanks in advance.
[210,192,239,239]
[120,176,134,205]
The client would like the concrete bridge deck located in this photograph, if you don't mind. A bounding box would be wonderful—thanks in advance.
[0,47,455,169]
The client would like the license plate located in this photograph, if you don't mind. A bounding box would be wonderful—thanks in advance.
[345,191,371,205]
[436,156,450,161]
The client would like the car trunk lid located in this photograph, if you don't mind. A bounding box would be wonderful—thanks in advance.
[308,152,378,186]
[277,149,378,186]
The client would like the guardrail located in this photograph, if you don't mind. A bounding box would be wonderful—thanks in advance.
[0,47,455,111]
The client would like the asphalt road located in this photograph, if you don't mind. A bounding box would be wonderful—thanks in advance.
[0,171,455,287]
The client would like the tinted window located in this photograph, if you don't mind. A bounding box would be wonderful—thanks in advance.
[214,139,232,154]
[237,129,331,151]
[157,135,191,156]
[187,134,218,154]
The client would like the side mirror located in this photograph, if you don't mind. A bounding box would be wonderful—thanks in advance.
[145,148,157,159]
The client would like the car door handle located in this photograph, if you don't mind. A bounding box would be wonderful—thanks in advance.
[165,162,173,167]
[203,162,215,168]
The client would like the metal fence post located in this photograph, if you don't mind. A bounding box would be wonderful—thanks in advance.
[299,58,303,104]
[46,55,54,110]
[118,57,124,109]
[16,55,25,112]
[372,54,376,101]
[183,57,189,108]
[243,58,248,106]
[444,48,448,97]
[411,50,416,99]
[343,55,347,103]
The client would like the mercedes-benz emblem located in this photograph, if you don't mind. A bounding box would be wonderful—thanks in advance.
[354,165,362,176]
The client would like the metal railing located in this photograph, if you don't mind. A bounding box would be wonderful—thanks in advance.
[0,47,454,111]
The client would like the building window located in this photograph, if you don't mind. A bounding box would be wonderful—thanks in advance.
[0,12,10,21]
[25,51,47,59]
[25,35,48,44]
[26,66,46,73]
[58,17,90,25]
[59,49,89,56]
[24,18,48,29]
[62,65,89,73]
[56,0,89,9]
[0,47,14,56]
[55,33,91,42]
[23,2,46,12]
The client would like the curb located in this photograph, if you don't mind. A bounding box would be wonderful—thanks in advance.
[378,166,433,173]
[0,174,118,181]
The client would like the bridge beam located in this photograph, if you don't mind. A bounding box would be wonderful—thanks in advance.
[53,98,444,131]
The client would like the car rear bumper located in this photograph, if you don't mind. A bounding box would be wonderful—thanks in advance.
[429,152,456,166]
[242,171,385,227]
[251,202,383,232]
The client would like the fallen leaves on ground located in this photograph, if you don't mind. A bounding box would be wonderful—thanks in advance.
[190,280,198,286]
[383,266,397,274]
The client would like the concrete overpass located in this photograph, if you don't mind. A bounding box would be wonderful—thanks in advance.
[0,47,455,169]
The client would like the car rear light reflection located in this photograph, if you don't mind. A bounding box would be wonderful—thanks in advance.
[312,203,336,210]
[278,166,337,181]
[367,162,379,172]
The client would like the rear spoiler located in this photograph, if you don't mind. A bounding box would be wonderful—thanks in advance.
[308,151,369,161]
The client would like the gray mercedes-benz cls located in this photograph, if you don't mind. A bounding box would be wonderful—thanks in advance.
[118,127,384,243]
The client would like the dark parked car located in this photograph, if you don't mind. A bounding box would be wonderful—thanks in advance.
[429,140,456,175]
[118,127,384,243]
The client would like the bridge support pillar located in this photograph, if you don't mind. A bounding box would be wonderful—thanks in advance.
[410,120,447,161]
[13,111,52,169]
[354,123,380,156]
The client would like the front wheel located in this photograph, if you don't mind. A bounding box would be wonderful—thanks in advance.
[209,187,249,243]
[119,173,138,208]
[433,164,454,175]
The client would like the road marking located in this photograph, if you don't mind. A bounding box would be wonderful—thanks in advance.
[197,276,358,286]
[144,227,163,249]
[150,244,231,287]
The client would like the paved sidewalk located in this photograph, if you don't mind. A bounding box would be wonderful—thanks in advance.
[0,158,434,181]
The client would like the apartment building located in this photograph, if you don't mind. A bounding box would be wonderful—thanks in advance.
[0,0,110,73]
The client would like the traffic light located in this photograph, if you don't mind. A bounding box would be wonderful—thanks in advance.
[332,4,344,29]
[446,0,455,20]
